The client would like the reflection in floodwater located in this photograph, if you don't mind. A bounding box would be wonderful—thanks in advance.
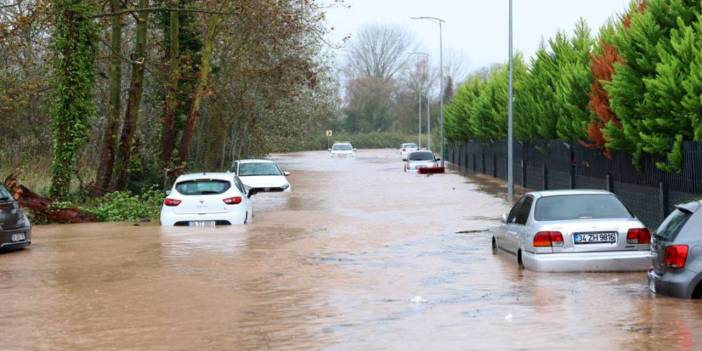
[1,149,701,350]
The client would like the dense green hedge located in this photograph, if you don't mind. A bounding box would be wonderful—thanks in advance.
[445,0,702,172]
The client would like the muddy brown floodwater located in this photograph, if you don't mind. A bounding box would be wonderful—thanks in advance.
[2,149,702,350]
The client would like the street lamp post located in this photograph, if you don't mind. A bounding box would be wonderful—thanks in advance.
[409,52,430,149]
[411,16,445,166]
[507,0,515,201]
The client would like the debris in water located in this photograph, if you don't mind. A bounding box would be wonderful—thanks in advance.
[505,314,513,322]
[410,296,428,304]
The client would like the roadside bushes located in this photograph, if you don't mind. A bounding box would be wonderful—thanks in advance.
[445,0,702,172]
[84,187,164,222]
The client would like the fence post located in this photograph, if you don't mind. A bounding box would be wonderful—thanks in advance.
[606,173,613,192]
[542,163,548,190]
[493,154,497,177]
[569,145,576,189]
[482,150,486,174]
[521,159,526,187]
[659,180,669,222]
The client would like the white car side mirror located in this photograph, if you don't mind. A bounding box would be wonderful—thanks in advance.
[501,213,508,223]
[283,171,291,176]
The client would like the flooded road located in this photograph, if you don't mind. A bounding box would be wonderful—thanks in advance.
[2,149,702,350]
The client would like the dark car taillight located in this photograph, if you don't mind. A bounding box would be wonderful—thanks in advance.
[223,196,242,205]
[627,228,651,244]
[664,245,689,269]
[163,198,181,207]
[534,231,564,247]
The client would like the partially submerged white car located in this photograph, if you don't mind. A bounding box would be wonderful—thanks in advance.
[404,150,440,172]
[400,143,418,161]
[329,142,356,158]
[160,173,254,226]
[230,159,292,193]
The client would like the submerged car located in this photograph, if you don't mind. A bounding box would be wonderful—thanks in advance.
[648,200,702,298]
[230,159,291,193]
[493,190,651,272]
[400,143,419,161]
[160,173,255,226]
[0,185,31,251]
[404,150,439,172]
[329,142,356,158]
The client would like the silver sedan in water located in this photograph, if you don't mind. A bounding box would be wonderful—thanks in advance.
[492,189,651,272]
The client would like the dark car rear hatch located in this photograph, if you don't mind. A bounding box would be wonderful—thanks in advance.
[0,186,21,229]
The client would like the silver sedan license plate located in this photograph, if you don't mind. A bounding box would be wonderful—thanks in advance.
[11,233,26,242]
[574,232,617,244]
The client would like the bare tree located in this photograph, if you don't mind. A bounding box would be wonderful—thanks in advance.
[344,24,415,81]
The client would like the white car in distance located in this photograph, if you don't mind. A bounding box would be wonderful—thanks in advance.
[160,173,254,226]
[230,159,292,193]
[400,143,418,160]
[329,142,356,158]
[404,150,440,172]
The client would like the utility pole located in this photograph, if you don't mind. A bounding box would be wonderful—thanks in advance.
[411,16,445,163]
[410,52,430,148]
[507,0,515,201]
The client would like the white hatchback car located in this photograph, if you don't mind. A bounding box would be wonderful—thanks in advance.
[329,142,356,158]
[400,143,418,160]
[230,159,292,193]
[404,150,439,172]
[160,173,254,226]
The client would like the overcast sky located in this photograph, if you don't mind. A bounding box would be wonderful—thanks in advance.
[325,0,632,76]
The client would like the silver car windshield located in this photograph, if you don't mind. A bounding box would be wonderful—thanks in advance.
[409,152,434,161]
[239,163,282,176]
[333,144,353,151]
[403,143,417,148]
[534,194,632,221]
[655,209,692,241]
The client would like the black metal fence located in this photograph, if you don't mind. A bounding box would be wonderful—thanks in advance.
[449,140,702,229]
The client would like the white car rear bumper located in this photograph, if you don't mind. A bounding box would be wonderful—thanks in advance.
[522,250,651,272]
[160,210,249,226]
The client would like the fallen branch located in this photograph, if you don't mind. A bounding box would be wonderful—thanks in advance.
[3,173,98,224]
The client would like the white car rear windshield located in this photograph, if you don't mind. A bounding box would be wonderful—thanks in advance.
[403,144,417,148]
[409,152,434,161]
[239,163,282,176]
[534,194,633,221]
[333,144,353,151]
[176,179,231,195]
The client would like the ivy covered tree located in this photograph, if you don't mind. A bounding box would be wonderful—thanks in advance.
[49,0,98,199]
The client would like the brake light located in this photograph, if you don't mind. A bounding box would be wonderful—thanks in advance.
[163,198,181,207]
[627,228,651,244]
[223,196,242,205]
[534,231,564,247]
[664,245,689,269]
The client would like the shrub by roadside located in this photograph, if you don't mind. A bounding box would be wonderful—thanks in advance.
[83,187,164,222]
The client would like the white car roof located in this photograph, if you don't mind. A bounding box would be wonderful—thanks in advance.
[175,172,235,182]
[237,159,274,164]
[529,189,613,198]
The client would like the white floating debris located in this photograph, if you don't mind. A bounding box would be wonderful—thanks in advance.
[410,296,428,304]
[505,314,513,322]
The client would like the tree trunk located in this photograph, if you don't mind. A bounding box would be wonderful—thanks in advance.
[95,0,123,195]
[160,2,180,168]
[178,14,220,163]
[115,0,149,190]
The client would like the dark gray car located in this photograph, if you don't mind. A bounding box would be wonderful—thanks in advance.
[648,200,702,298]
[0,185,31,251]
